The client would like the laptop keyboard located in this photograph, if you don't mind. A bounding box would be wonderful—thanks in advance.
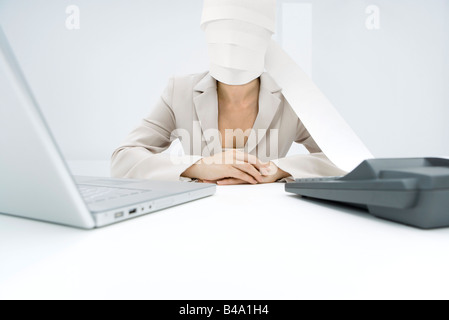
[77,185,151,204]
[295,176,342,183]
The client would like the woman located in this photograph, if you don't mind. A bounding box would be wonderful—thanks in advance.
[110,70,347,185]
[110,0,348,185]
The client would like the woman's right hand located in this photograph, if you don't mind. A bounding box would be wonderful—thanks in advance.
[181,150,270,185]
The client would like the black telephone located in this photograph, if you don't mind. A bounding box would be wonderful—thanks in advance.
[286,158,449,229]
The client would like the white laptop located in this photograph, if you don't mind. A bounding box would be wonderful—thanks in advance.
[0,26,216,229]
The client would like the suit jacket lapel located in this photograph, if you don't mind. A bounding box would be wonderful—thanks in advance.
[193,72,282,156]
[193,74,221,156]
[246,73,282,154]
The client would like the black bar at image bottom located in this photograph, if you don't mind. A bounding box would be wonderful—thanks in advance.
[142,301,303,318]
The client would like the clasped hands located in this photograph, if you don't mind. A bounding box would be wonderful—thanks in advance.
[181,149,290,185]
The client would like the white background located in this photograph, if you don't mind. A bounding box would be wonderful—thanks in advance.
[0,0,448,162]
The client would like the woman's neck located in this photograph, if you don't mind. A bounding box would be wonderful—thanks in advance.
[217,78,260,109]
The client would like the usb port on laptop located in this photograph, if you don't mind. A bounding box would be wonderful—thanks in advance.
[114,212,124,219]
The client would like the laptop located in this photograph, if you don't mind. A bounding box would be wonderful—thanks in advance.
[0,26,216,229]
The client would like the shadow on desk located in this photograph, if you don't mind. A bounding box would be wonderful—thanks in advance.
[285,194,417,230]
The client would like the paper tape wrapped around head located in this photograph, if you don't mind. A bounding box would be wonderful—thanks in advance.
[201,0,275,85]
[200,0,373,172]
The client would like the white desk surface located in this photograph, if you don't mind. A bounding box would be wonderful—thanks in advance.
[1,161,449,300]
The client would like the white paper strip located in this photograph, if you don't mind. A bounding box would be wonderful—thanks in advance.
[201,0,275,86]
[200,0,373,171]
[208,43,264,72]
[265,40,374,172]
[209,63,260,85]
[201,3,276,32]
[205,19,272,40]
[205,28,270,52]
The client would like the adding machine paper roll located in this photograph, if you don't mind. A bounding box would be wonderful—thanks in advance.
[265,40,373,172]
[201,0,373,172]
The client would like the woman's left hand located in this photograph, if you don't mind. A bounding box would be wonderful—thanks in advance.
[200,161,291,185]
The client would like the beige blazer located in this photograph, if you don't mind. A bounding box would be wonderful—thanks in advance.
[111,72,347,182]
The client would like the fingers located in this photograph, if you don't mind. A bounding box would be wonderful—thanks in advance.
[193,150,276,184]
[217,178,249,185]
[203,150,269,169]
[232,162,264,183]
[229,167,258,184]
[234,151,271,174]
[199,167,257,185]
[200,180,217,184]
